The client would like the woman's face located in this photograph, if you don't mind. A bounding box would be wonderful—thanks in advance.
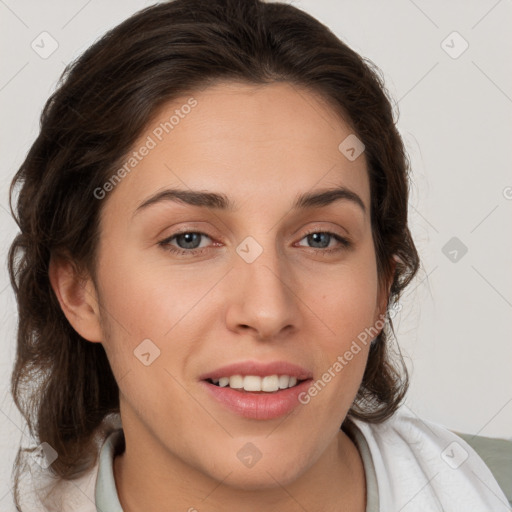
[88,81,388,488]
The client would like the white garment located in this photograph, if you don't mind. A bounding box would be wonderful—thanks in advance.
[348,406,511,511]
[15,405,510,511]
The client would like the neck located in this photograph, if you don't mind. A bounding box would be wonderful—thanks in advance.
[113,426,366,512]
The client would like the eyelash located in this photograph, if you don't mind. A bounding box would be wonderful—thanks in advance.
[158,228,352,257]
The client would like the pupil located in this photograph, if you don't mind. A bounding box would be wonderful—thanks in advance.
[178,232,201,249]
[309,233,329,248]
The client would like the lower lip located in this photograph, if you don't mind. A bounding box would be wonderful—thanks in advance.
[201,379,312,420]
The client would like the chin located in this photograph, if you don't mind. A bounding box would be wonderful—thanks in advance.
[200,452,310,491]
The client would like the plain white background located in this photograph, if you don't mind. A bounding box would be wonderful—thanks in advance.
[1,0,511,507]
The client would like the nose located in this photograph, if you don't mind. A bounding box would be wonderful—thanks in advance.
[224,238,301,341]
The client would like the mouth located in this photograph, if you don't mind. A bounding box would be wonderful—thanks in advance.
[204,375,308,393]
[199,360,313,419]
[201,376,313,420]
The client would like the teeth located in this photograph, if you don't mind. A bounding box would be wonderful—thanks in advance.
[244,375,262,391]
[229,375,244,389]
[211,374,301,392]
[218,377,230,387]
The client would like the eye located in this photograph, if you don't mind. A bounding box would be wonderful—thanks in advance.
[159,231,214,256]
[158,229,351,257]
[296,230,351,253]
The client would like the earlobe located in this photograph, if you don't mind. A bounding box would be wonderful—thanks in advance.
[48,254,104,343]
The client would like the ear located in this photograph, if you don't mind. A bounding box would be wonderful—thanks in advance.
[48,253,104,343]
[374,255,397,327]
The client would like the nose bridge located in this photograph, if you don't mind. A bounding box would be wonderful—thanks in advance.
[227,233,299,338]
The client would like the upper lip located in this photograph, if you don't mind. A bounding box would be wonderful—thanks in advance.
[199,360,313,381]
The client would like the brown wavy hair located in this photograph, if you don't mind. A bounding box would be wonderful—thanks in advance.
[8,0,419,507]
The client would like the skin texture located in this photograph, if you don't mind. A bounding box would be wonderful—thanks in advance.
[50,81,393,511]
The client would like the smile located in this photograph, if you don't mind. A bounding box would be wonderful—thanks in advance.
[201,378,313,420]
[207,374,304,392]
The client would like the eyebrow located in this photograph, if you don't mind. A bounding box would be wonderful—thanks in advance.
[133,185,366,217]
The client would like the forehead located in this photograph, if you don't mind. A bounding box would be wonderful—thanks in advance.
[101,81,370,220]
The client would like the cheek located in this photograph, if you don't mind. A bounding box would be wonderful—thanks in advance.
[94,247,217,392]
[303,243,379,401]
[312,245,379,337]
[96,246,203,337]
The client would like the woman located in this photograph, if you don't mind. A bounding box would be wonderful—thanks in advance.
[8,0,508,511]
